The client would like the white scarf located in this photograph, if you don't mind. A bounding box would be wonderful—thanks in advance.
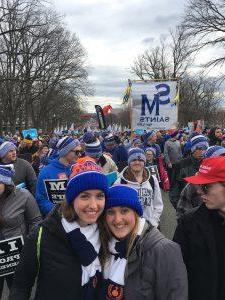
[61,218,101,287]
[103,217,146,286]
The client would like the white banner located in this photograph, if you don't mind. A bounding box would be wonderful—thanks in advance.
[131,80,178,130]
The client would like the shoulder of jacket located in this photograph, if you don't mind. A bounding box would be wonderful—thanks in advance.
[141,227,180,255]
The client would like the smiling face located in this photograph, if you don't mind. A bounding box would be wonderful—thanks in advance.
[73,189,105,226]
[105,206,137,239]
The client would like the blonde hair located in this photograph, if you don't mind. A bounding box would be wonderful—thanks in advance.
[99,210,139,266]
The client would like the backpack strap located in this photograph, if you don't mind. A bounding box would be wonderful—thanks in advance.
[149,175,155,194]
[37,226,43,274]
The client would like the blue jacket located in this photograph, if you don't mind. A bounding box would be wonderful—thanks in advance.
[35,159,71,216]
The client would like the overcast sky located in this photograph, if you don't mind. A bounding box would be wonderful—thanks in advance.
[51,0,190,111]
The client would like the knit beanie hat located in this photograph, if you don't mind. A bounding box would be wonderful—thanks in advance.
[0,164,15,185]
[56,136,80,157]
[190,135,209,153]
[128,148,146,164]
[66,163,108,204]
[132,138,141,145]
[104,133,116,148]
[105,185,143,216]
[145,131,156,141]
[204,146,225,158]
[83,132,102,158]
[0,142,17,158]
[145,147,156,157]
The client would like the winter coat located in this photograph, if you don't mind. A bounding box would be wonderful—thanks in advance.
[176,183,202,220]
[115,167,163,226]
[163,139,183,165]
[98,154,118,174]
[13,158,37,195]
[173,204,223,300]
[157,156,170,191]
[35,159,71,216]
[124,221,188,300]
[112,144,128,172]
[0,187,41,240]
[169,156,201,209]
[9,207,83,300]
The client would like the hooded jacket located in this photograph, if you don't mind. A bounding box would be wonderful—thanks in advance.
[35,159,71,216]
[124,221,188,300]
[0,187,41,240]
[115,167,163,226]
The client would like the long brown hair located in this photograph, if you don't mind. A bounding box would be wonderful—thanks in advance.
[98,210,139,266]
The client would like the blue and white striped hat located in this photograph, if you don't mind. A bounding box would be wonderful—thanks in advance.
[190,135,209,153]
[204,146,225,158]
[56,136,80,158]
[83,132,102,158]
[0,142,17,158]
[128,148,146,164]
[0,164,15,185]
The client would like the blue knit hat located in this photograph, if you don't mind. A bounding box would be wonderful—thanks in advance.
[105,185,143,216]
[0,142,17,158]
[83,132,102,158]
[104,133,116,148]
[0,164,15,185]
[145,131,156,141]
[190,135,209,153]
[145,147,156,157]
[66,171,109,204]
[204,146,225,158]
[128,148,146,164]
[56,136,80,157]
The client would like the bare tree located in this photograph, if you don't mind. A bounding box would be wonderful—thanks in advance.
[182,0,225,67]
[178,75,221,126]
[0,0,90,132]
[132,27,193,80]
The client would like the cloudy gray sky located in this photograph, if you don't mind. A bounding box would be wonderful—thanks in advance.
[52,0,188,111]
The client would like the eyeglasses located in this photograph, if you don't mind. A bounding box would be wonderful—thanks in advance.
[200,184,210,194]
[200,182,225,194]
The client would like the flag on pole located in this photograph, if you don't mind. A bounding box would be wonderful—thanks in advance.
[122,79,132,104]
[95,105,107,130]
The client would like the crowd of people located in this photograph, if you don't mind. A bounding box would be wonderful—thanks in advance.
[0,125,224,299]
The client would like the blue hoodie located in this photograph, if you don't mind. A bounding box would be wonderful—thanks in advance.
[35,159,71,215]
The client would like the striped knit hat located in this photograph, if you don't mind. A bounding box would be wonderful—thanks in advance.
[204,146,225,158]
[0,142,17,158]
[83,132,102,158]
[56,136,80,158]
[128,148,146,164]
[190,135,209,153]
[0,164,15,185]
[104,133,116,148]
[145,131,156,141]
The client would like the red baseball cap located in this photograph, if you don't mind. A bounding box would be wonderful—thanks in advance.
[185,157,225,184]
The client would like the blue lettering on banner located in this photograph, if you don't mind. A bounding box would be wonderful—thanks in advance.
[141,83,171,117]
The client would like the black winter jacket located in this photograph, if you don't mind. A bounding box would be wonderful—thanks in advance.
[173,204,222,300]
[169,156,200,208]
[9,207,83,300]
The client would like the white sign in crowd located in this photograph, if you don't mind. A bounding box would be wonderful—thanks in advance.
[131,80,178,131]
